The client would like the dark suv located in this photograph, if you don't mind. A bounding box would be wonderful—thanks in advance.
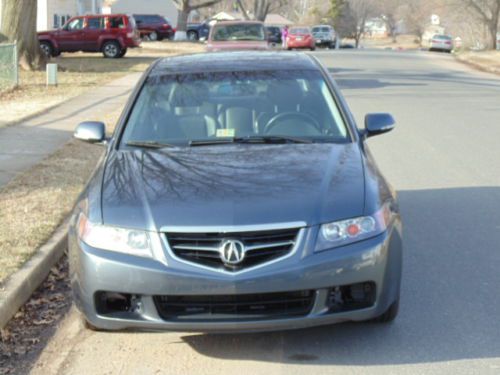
[133,14,174,41]
[38,14,141,58]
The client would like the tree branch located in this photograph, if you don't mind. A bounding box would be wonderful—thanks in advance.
[190,0,222,11]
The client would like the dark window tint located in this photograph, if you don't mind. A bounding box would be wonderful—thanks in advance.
[147,15,163,23]
[213,24,266,42]
[109,16,125,29]
[87,17,105,29]
[290,28,310,34]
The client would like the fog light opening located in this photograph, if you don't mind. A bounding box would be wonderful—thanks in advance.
[328,282,376,313]
[95,292,132,315]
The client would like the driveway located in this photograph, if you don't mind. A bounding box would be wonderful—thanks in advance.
[31,50,500,375]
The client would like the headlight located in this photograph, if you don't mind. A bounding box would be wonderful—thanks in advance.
[315,204,392,252]
[77,213,152,258]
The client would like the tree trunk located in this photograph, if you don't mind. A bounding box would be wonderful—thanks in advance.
[177,8,190,32]
[1,0,45,71]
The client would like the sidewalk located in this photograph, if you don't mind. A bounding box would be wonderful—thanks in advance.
[0,72,142,188]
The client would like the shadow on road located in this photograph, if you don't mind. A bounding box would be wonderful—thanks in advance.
[181,187,500,366]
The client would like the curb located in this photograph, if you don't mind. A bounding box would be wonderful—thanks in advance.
[0,220,68,329]
[455,55,500,76]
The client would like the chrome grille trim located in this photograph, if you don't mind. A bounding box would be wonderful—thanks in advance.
[171,240,296,253]
[162,226,306,275]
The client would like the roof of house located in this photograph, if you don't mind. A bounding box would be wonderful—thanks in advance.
[264,14,293,26]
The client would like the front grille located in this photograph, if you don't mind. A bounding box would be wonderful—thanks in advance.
[166,228,300,271]
[153,290,314,321]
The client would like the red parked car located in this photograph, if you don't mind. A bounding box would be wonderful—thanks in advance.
[286,27,316,51]
[132,14,175,41]
[38,14,141,58]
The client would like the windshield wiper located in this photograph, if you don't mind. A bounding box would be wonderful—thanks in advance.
[126,140,177,149]
[189,136,313,147]
[189,139,235,147]
[235,135,313,144]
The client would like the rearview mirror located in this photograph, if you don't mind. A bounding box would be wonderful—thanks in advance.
[364,113,395,138]
[74,121,106,143]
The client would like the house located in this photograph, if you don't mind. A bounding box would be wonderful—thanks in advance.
[102,0,179,27]
[37,0,103,31]
[364,18,388,38]
[0,0,101,31]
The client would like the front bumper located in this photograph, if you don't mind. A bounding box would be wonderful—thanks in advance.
[69,223,402,332]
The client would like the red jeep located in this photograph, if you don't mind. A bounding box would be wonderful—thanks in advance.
[38,14,141,58]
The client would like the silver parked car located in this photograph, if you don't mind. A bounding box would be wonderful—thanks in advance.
[429,34,453,53]
[70,52,402,332]
[312,25,337,48]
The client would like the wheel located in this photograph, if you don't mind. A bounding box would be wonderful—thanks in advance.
[372,299,399,323]
[310,46,316,51]
[149,31,158,41]
[102,41,121,58]
[187,30,198,41]
[39,41,54,58]
[118,48,127,58]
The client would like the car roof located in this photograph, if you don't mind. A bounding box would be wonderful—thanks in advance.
[152,51,318,76]
[213,20,264,26]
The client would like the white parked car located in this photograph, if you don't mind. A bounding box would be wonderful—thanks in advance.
[429,34,453,53]
[312,25,337,48]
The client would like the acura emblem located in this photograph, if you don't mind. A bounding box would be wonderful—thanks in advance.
[220,240,245,265]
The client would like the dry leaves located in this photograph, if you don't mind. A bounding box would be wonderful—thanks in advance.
[0,257,71,375]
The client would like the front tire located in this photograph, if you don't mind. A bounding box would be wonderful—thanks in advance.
[187,30,198,41]
[372,299,399,323]
[40,41,54,58]
[118,48,127,58]
[102,41,121,58]
[149,31,158,41]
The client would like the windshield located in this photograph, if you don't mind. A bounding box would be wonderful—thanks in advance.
[290,28,310,35]
[212,24,266,41]
[121,70,350,148]
[312,27,330,33]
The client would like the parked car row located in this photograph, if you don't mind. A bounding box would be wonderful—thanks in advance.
[38,14,141,59]
[37,13,176,59]
[37,14,338,59]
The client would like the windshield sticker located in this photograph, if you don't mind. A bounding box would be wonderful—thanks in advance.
[216,129,235,138]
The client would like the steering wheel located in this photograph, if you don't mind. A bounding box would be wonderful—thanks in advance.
[264,112,322,135]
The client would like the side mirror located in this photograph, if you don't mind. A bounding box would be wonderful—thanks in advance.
[364,113,395,138]
[74,121,106,143]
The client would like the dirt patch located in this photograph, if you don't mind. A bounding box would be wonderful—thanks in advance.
[455,51,500,75]
[361,35,421,50]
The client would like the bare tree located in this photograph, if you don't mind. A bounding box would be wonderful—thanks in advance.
[378,0,404,42]
[235,0,289,22]
[399,0,432,44]
[453,0,500,49]
[0,0,45,70]
[344,0,378,47]
[172,0,224,37]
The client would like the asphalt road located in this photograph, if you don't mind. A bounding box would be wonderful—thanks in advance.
[31,50,500,375]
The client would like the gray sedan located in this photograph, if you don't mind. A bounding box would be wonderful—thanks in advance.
[69,51,402,332]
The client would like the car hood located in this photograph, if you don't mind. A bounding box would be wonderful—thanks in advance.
[37,30,55,36]
[207,41,269,52]
[101,144,365,230]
